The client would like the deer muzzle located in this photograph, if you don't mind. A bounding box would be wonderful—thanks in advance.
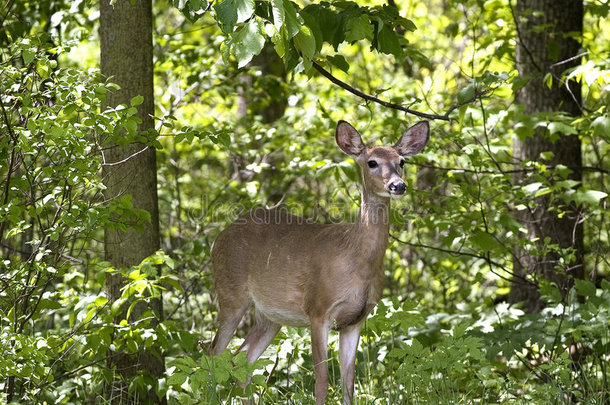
[387,180,406,195]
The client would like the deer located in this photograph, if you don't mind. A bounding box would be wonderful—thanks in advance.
[209,120,430,404]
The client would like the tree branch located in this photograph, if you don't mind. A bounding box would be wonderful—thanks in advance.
[389,234,537,286]
[0,95,19,245]
[312,60,484,121]
[508,0,543,74]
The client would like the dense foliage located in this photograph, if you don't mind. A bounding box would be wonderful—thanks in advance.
[1,0,608,404]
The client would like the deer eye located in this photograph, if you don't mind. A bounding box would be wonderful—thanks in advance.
[399,159,405,168]
[367,160,378,168]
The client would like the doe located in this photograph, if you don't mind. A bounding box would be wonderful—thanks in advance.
[209,120,430,404]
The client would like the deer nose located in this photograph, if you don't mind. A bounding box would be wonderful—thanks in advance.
[388,181,406,195]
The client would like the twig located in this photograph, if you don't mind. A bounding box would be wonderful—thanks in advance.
[311,60,485,121]
[100,145,152,166]
[550,52,590,68]
[0,0,16,30]
[508,0,543,74]
[389,234,523,284]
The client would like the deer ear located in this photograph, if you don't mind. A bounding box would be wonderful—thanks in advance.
[336,120,366,157]
[394,121,430,156]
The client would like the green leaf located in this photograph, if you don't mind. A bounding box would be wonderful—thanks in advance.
[232,365,249,382]
[376,24,401,57]
[345,13,373,43]
[404,338,425,356]
[294,25,316,61]
[534,187,552,197]
[235,0,254,23]
[548,121,577,136]
[543,72,553,89]
[214,0,254,33]
[539,280,562,303]
[458,82,476,104]
[395,16,416,32]
[327,54,350,72]
[211,131,232,148]
[167,371,187,386]
[83,307,97,324]
[302,4,341,48]
[125,115,140,135]
[232,18,265,68]
[388,347,407,358]
[22,49,36,65]
[571,189,607,206]
[299,9,323,53]
[469,230,501,252]
[574,279,597,297]
[130,95,144,106]
[271,0,301,39]
[270,26,300,71]
[214,0,237,32]
[189,369,209,392]
[39,298,62,310]
[591,116,610,137]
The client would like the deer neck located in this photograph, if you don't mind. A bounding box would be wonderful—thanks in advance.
[355,183,391,256]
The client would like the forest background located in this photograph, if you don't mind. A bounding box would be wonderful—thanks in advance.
[1,0,609,403]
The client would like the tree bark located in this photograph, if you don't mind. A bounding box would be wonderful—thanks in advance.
[510,0,584,312]
[100,0,165,403]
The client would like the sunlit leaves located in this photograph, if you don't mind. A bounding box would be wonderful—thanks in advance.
[568,188,608,206]
[294,25,316,68]
[0,35,174,401]
[547,121,577,136]
[214,0,254,33]
[591,115,610,136]
[173,0,210,21]
[270,0,301,38]
[200,0,415,72]
[231,18,265,68]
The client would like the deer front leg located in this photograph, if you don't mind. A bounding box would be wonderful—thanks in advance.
[311,319,331,405]
[235,318,281,389]
[238,318,281,363]
[339,323,362,405]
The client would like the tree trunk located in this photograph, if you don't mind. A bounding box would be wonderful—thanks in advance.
[510,0,584,312]
[100,0,165,403]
